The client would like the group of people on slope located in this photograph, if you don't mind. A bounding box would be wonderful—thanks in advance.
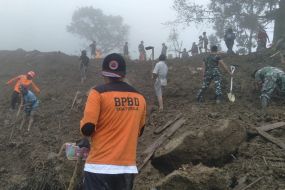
[6,45,285,189]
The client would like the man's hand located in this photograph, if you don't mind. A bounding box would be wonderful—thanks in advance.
[76,138,90,149]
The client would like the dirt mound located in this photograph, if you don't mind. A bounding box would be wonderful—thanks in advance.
[155,164,229,190]
[152,119,246,173]
[0,50,285,189]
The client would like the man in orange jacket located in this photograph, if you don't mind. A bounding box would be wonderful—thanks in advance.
[6,71,40,110]
[80,53,146,190]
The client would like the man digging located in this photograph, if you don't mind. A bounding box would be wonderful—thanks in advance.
[252,66,285,112]
[197,45,232,104]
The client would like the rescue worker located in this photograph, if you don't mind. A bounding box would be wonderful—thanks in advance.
[138,41,146,61]
[80,53,146,190]
[89,40,96,59]
[178,48,189,59]
[123,42,129,59]
[79,50,90,83]
[224,28,236,54]
[6,71,40,110]
[19,85,39,131]
[203,32,209,53]
[161,43,168,56]
[197,45,232,104]
[190,42,199,56]
[153,54,168,112]
[252,66,285,110]
[257,27,270,52]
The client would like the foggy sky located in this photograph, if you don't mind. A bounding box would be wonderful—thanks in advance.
[0,0,211,58]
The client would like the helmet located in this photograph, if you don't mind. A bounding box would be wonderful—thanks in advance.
[27,71,36,78]
[82,50,87,55]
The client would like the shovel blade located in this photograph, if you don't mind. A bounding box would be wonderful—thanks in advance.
[227,93,235,102]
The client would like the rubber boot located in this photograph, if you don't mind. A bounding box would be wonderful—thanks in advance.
[216,95,222,104]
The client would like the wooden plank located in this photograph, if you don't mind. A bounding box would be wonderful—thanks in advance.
[257,129,285,149]
[154,113,182,134]
[144,118,186,154]
[232,176,247,190]
[259,122,285,132]
[240,176,264,190]
[139,118,186,170]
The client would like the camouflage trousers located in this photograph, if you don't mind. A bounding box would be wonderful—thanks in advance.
[260,76,277,100]
[197,71,222,98]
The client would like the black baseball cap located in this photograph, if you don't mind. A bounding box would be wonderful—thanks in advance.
[102,53,126,78]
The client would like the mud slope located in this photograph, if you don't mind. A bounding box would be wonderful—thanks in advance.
[0,49,284,190]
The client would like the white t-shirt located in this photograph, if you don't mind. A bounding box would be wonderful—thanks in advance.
[153,61,168,86]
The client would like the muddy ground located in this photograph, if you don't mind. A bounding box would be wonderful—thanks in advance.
[0,49,284,190]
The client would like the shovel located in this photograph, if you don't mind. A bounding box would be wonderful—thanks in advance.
[227,66,236,102]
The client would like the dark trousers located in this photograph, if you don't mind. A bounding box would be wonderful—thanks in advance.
[11,91,20,109]
[83,172,134,190]
[225,40,234,53]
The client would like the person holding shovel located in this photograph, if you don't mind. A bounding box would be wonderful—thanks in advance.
[252,66,285,110]
[6,71,40,110]
[19,85,39,131]
[197,45,232,104]
[80,53,146,190]
[79,50,90,83]
[153,54,168,111]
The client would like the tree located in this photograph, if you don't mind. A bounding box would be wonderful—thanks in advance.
[67,7,129,54]
[172,0,284,53]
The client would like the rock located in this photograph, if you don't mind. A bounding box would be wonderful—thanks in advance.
[155,164,229,190]
[0,167,7,174]
[47,152,58,160]
[151,119,246,173]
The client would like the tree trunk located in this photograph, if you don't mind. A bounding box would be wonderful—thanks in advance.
[273,0,285,42]
[248,29,253,54]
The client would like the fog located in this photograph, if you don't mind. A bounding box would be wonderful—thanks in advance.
[0,0,210,58]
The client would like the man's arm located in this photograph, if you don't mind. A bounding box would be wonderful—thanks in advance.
[80,89,101,136]
[6,75,20,85]
[31,82,40,93]
[219,60,231,75]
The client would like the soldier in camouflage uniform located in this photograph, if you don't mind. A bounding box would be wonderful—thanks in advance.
[197,45,232,104]
[253,66,285,109]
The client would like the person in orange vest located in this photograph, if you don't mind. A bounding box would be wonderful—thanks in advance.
[6,71,40,110]
[80,53,146,189]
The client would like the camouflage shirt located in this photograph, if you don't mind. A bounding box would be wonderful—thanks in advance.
[203,54,221,73]
[255,66,285,92]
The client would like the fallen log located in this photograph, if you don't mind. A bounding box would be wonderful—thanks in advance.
[154,113,182,134]
[256,129,285,149]
[258,122,285,132]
